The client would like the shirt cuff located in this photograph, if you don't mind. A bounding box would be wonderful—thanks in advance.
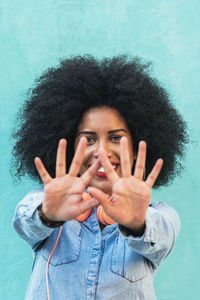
[118,205,159,244]
[13,189,54,248]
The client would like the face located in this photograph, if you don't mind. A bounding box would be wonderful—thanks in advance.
[75,107,135,194]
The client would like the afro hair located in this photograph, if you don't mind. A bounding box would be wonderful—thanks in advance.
[11,55,188,188]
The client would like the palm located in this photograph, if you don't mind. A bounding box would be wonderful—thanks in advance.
[35,138,100,222]
[110,177,151,226]
[88,138,163,231]
[43,176,85,220]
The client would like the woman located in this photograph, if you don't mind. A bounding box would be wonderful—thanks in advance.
[12,55,188,300]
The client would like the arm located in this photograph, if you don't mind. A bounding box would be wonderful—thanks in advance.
[87,138,180,268]
[13,189,54,250]
[88,139,163,235]
[13,138,100,250]
[119,202,181,269]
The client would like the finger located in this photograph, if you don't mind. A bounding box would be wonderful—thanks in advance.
[56,139,67,177]
[99,149,118,184]
[146,159,163,188]
[120,137,132,177]
[34,157,52,185]
[134,141,146,180]
[76,191,100,222]
[87,186,110,208]
[68,137,87,176]
[80,159,101,186]
[78,196,100,213]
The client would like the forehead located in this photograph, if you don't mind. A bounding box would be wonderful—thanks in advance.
[78,106,129,131]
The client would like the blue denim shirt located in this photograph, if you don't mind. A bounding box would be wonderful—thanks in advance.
[13,188,180,300]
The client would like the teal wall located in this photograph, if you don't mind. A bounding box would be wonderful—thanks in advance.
[0,1,199,299]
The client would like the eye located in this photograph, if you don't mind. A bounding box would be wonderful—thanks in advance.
[86,136,96,145]
[109,135,122,143]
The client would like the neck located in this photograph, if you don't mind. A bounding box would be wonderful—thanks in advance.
[99,222,106,231]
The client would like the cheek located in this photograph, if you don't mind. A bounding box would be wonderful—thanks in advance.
[79,159,88,174]
[128,145,134,163]
[125,135,135,166]
[78,150,92,174]
[79,166,85,176]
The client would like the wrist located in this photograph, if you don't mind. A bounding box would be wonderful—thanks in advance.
[119,223,146,237]
[121,219,146,237]
[38,204,65,228]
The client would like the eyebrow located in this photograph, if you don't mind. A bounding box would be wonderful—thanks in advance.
[76,129,129,137]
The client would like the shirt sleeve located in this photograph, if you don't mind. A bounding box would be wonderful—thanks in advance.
[13,188,54,250]
[118,202,181,269]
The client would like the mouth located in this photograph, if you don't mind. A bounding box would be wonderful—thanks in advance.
[95,163,119,178]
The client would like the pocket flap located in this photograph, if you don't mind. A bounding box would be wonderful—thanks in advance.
[111,235,146,282]
[42,222,82,266]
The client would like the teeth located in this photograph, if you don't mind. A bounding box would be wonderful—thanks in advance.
[97,165,117,172]
[98,167,105,172]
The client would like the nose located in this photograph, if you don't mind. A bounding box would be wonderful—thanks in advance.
[93,140,112,159]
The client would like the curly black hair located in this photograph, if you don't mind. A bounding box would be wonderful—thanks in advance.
[11,54,188,188]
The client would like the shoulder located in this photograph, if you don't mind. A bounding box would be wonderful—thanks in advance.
[148,202,181,236]
[149,201,180,218]
[15,187,44,216]
[22,187,44,201]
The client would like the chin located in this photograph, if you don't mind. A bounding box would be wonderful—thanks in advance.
[90,179,112,195]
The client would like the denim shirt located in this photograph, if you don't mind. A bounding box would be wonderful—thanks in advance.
[13,188,180,300]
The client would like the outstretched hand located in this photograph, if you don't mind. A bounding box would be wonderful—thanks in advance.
[34,137,100,222]
[88,137,163,234]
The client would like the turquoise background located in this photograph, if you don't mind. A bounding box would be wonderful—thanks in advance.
[0,1,199,299]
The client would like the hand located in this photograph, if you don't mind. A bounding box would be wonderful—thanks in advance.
[34,137,100,222]
[88,138,163,234]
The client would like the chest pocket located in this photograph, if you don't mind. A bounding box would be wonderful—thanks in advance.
[42,221,82,266]
[110,235,146,282]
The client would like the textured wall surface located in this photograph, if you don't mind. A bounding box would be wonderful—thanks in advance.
[0,1,200,299]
